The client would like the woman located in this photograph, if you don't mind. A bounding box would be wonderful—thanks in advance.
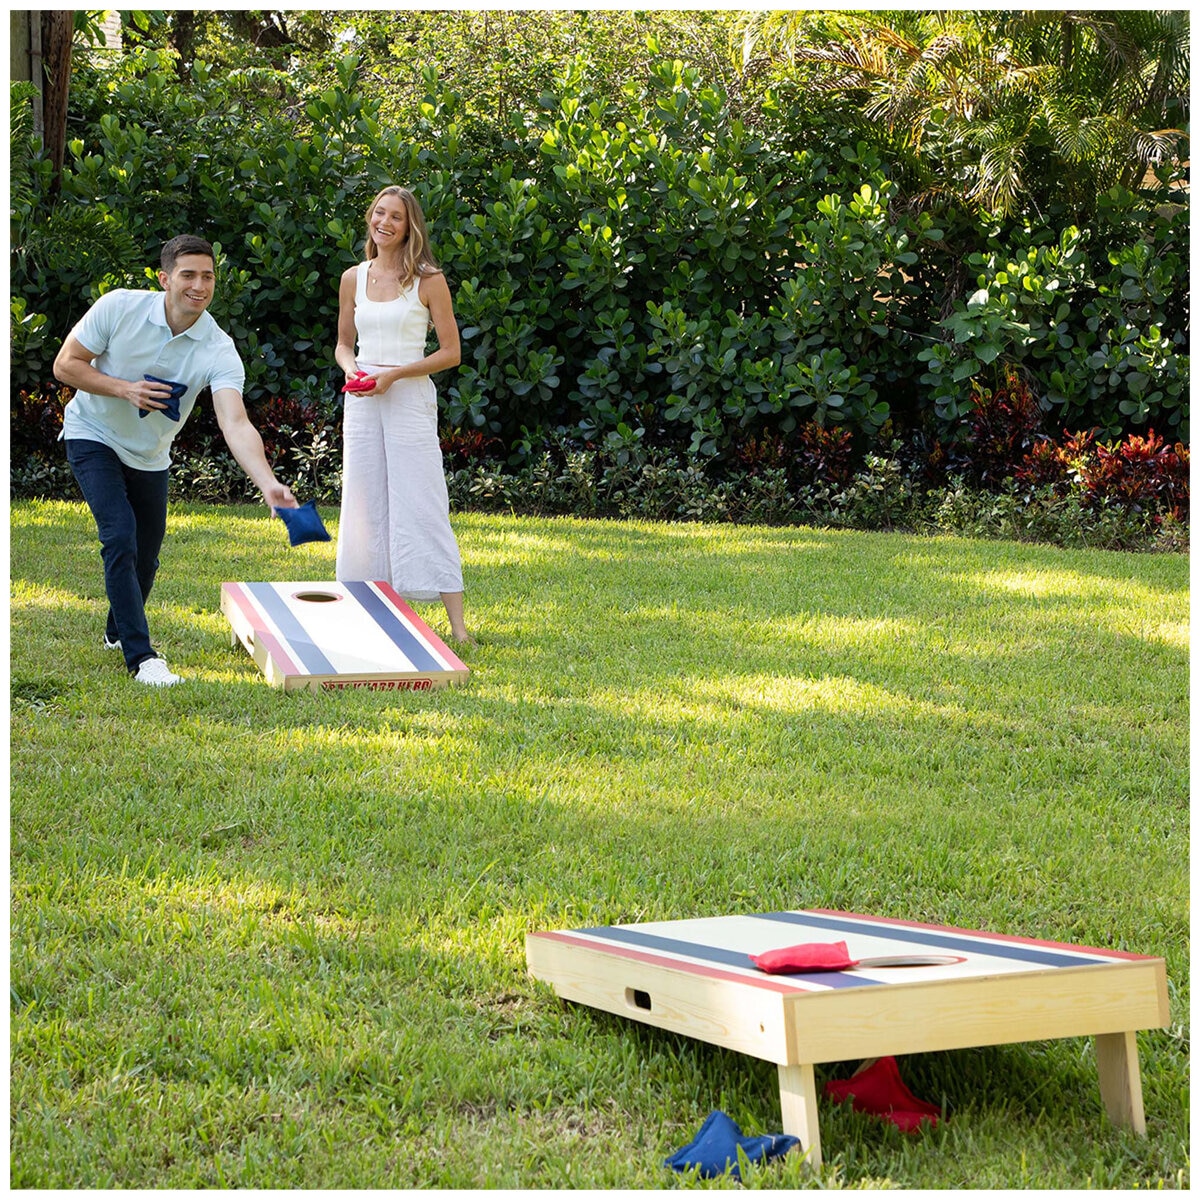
[334,185,472,643]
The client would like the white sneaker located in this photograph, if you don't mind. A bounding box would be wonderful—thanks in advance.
[134,656,182,687]
[103,635,122,651]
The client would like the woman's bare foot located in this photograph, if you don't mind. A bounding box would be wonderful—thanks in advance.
[440,591,474,645]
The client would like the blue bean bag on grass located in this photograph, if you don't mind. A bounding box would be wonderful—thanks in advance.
[664,1110,799,1178]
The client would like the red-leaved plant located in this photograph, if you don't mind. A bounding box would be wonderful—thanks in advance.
[440,427,503,468]
[1082,431,1189,523]
[794,422,857,488]
[967,365,1042,486]
[1018,428,1189,523]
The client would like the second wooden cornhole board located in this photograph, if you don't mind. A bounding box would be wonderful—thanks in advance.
[220,580,468,691]
[525,908,1169,1167]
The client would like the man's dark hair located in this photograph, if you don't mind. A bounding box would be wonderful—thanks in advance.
[161,235,215,273]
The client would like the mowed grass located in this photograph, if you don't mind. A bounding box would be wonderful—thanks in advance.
[10,499,1189,1189]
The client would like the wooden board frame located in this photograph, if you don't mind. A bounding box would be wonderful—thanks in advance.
[526,909,1169,1167]
[220,580,469,692]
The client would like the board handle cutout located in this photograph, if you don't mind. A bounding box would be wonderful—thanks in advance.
[625,987,652,1012]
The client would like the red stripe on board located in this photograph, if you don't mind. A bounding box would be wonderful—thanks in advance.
[531,930,826,995]
[806,909,1154,962]
[222,582,302,679]
[370,580,469,672]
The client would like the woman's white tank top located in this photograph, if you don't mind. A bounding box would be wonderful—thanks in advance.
[354,261,430,366]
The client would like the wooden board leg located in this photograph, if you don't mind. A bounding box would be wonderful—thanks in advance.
[778,1062,821,1167]
[1095,1030,1147,1134]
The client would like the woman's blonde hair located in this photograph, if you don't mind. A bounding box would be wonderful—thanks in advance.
[363,186,440,289]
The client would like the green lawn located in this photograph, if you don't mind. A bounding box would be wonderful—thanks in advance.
[10,500,1189,1188]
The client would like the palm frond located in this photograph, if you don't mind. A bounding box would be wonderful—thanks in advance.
[1053,112,1110,164]
[734,7,1190,216]
[969,140,1025,216]
[738,10,808,71]
[1129,126,1188,167]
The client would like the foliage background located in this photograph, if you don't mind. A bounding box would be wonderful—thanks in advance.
[9,10,1190,537]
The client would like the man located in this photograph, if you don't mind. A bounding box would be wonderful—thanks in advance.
[54,234,298,687]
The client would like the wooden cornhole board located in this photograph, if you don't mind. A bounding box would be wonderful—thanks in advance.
[220,580,468,692]
[526,908,1169,1166]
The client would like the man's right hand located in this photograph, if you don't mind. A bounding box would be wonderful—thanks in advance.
[124,377,175,412]
[53,334,177,411]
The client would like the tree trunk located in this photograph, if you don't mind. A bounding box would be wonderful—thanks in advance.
[171,10,197,81]
[41,10,73,197]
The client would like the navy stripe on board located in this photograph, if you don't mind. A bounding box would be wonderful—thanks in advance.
[756,912,1111,969]
[344,581,442,674]
[246,583,336,676]
[576,925,877,989]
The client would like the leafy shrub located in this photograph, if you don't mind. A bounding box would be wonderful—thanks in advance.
[441,427,504,469]
[11,458,75,499]
[13,374,1186,551]
[1083,320,1187,435]
[828,446,922,530]
[959,365,1044,487]
[644,301,782,456]
[11,386,66,460]
[918,226,1090,424]
[793,423,857,488]
[167,443,249,504]
[9,42,1189,497]
[1014,429,1097,491]
[1016,428,1189,525]
[1070,192,1190,437]
[10,386,73,499]
[10,299,52,393]
[1079,431,1189,523]
[770,177,943,425]
[931,478,1163,551]
[918,206,1189,440]
[733,422,858,492]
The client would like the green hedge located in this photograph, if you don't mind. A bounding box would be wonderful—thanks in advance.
[14,371,1187,555]
[10,49,1190,467]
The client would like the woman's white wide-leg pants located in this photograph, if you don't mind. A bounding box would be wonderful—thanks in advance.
[335,370,463,602]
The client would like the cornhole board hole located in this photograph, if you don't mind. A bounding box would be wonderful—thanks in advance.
[220,580,468,692]
[526,909,1169,1167]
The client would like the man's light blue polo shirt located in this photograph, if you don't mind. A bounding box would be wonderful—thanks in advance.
[60,288,246,472]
